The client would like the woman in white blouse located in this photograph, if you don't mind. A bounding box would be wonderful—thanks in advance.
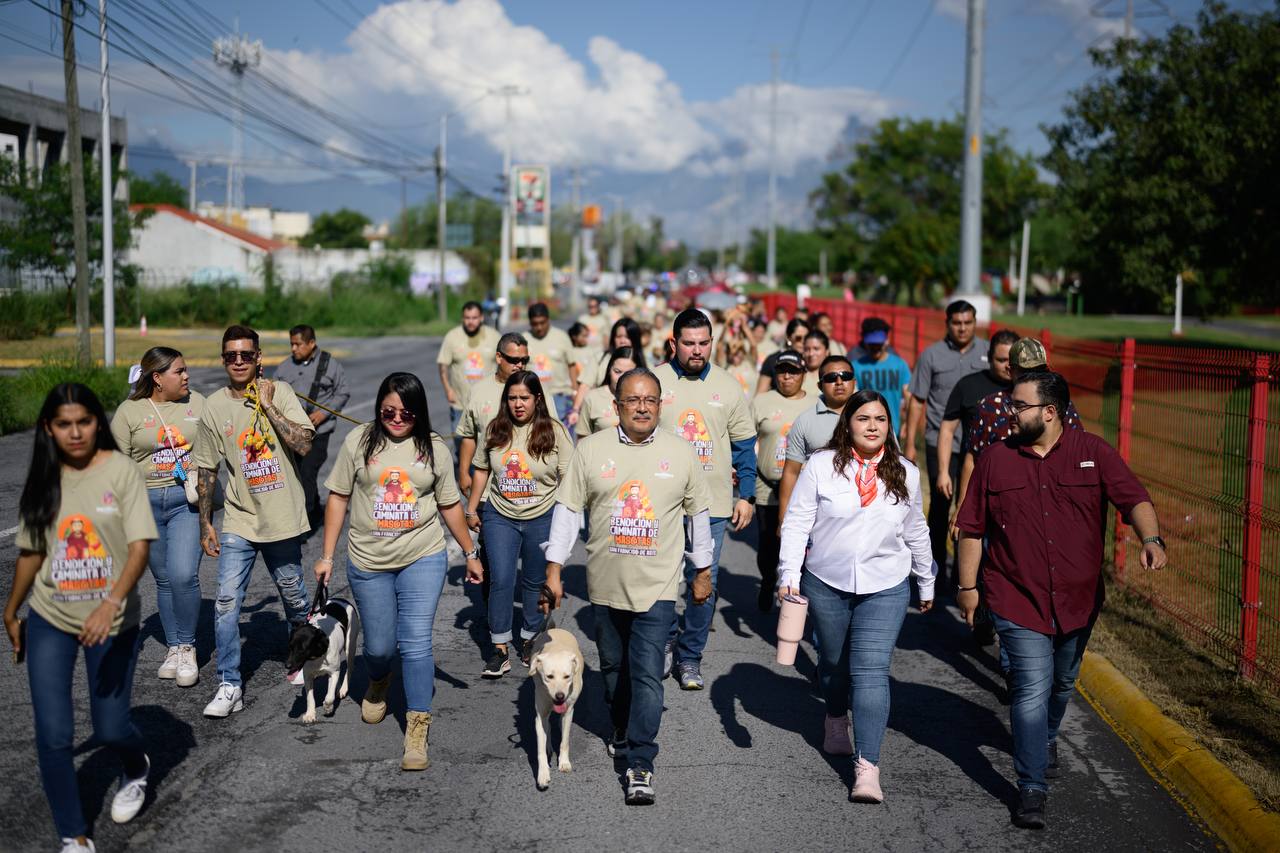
[778,389,936,804]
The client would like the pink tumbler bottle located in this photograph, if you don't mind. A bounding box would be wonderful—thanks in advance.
[775,593,809,665]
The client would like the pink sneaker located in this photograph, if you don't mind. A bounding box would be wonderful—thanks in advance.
[850,756,883,803]
[823,714,853,756]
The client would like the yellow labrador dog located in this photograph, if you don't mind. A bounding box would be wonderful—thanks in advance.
[528,624,584,791]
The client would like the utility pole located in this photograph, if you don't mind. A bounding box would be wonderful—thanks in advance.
[1016,219,1030,316]
[1126,0,1134,38]
[766,48,779,290]
[958,0,986,310]
[569,166,583,312]
[606,194,624,279]
[213,22,261,223]
[186,160,197,210]
[61,0,91,367]
[399,176,408,245]
[436,114,448,323]
[491,84,527,328]
[98,0,114,366]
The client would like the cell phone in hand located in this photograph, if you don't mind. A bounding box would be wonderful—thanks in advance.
[13,618,26,664]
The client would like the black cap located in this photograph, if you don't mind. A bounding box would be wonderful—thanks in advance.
[775,350,805,371]
[861,316,891,335]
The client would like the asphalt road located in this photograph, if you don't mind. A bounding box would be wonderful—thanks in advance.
[0,332,1214,852]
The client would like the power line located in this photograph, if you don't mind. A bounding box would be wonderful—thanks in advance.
[877,0,938,92]
[803,0,876,79]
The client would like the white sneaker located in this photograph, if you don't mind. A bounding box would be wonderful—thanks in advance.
[157,646,180,680]
[110,754,149,824]
[175,645,199,688]
[203,682,244,718]
[59,839,95,853]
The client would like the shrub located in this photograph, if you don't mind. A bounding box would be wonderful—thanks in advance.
[0,359,131,434]
[0,291,65,340]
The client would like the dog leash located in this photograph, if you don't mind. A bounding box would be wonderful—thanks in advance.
[298,393,362,425]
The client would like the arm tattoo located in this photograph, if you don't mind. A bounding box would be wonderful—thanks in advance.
[198,467,218,527]
[266,404,314,456]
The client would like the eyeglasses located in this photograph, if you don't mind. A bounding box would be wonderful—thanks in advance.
[775,367,805,375]
[380,407,417,424]
[1003,400,1049,414]
[497,351,530,366]
[619,396,661,409]
[820,370,855,384]
[221,351,257,365]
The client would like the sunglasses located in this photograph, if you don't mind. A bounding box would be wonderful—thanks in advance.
[498,352,530,366]
[775,366,805,375]
[221,351,258,365]
[380,407,417,424]
[820,370,855,384]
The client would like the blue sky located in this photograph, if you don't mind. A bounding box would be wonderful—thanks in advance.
[0,0,1254,241]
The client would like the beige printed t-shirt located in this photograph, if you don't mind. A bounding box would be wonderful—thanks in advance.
[802,369,823,397]
[194,382,312,543]
[727,362,759,400]
[576,312,612,350]
[474,421,573,520]
[437,325,501,410]
[558,429,710,612]
[571,345,596,380]
[576,385,620,438]
[456,376,506,442]
[17,452,157,636]
[525,327,576,397]
[751,390,814,506]
[656,362,757,517]
[325,427,459,570]
[110,392,206,489]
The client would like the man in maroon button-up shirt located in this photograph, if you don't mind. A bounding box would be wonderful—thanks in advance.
[955,371,1166,829]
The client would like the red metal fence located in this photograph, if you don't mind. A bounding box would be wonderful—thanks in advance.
[756,292,1280,692]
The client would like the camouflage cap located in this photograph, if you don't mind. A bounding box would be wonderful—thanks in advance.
[1009,337,1048,369]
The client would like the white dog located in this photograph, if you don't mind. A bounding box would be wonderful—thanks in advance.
[285,598,360,724]
[528,625,584,790]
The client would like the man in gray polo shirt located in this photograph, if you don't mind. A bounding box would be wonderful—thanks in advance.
[272,324,350,529]
[777,354,857,519]
[904,300,987,585]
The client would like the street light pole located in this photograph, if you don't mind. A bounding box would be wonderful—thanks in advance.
[492,84,527,328]
[437,114,448,323]
[766,49,779,290]
[958,0,986,306]
[99,0,114,367]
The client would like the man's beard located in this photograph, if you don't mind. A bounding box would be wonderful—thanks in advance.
[1011,416,1045,444]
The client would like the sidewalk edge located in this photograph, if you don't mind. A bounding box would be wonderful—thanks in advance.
[1078,650,1280,852]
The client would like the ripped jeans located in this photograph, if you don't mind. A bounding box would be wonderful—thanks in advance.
[213,532,311,687]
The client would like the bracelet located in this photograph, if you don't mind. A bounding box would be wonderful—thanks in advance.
[464,510,477,519]
[317,556,334,565]
[957,585,978,592]
[104,596,125,612]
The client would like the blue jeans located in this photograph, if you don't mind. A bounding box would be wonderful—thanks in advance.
[668,516,728,664]
[147,485,202,647]
[348,550,448,713]
[27,610,147,840]
[480,504,552,644]
[599,600,675,774]
[801,572,910,764]
[992,612,1093,793]
[214,533,310,687]
[553,393,575,430]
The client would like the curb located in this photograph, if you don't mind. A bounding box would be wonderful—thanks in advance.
[1077,650,1280,852]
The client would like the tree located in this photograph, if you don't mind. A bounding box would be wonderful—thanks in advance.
[811,116,1046,303]
[1042,2,1280,312]
[303,208,371,249]
[745,227,832,287]
[130,171,186,207]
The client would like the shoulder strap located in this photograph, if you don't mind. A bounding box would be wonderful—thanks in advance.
[304,351,331,413]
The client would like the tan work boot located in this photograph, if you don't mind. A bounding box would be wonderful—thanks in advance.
[362,675,392,724]
[401,711,432,771]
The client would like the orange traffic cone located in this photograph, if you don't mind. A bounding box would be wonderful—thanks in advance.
[140,315,148,337]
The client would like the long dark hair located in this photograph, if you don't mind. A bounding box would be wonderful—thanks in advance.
[485,371,559,460]
[129,346,184,400]
[599,346,641,390]
[826,389,908,505]
[19,384,118,553]
[361,372,436,469]
[607,318,647,368]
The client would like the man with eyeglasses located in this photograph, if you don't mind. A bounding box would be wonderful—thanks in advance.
[776,354,858,521]
[194,325,315,718]
[438,301,502,445]
[541,367,713,805]
[955,371,1166,829]
[755,317,810,396]
[456,332,530,500]
[655,308,757,691]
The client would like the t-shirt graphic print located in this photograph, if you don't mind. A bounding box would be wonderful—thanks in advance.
[675,409,714,469]
[372,466,419,536]
[238,422,284,494]
[496,449,539,506]
[610,480,658,557]
[52,514,112,602]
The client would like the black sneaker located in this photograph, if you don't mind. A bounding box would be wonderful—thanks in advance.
[1046,741,1061,779]
[607,729,628,758]
[520,639,533,669]
[624,767,655,805]
[481,647,510,678]
[1012,788,1047,829]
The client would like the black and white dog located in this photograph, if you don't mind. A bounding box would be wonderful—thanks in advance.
[286,585,360,723]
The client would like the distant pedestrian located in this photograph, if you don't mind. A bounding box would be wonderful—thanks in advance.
[810,312,847,357]
[851,318,911,438]
[765,305,789,345]
[273,324,350,529]
[576,346,639,439]
[777,354,858,518]
[456,332,530,500]
[195,325,314,718]
[904,299,987,586]
[755,317,810,396]
[465,371,573,676]
[577,295,614,350]
[955,372,1166,829]
[750,350,811,611]
[541,367,713,805]
[778,389,934,803]
[524,302,581,426]
[315,372,482,771]
[5,384,159,850]
[437,301,502,444]
[111,346,206,688]
[656,308,757,690]
[571,317,647,419]
[801,329,832,397]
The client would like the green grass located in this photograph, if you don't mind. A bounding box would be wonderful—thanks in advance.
[0,360,132,434]
[996,312,1280,351]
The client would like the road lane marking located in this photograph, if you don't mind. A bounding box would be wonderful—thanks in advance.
[0,525,18,541]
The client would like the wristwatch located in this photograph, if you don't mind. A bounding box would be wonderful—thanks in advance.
[742,496,756,505]
[464,548,481,560]
[1142,535,1166,549]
